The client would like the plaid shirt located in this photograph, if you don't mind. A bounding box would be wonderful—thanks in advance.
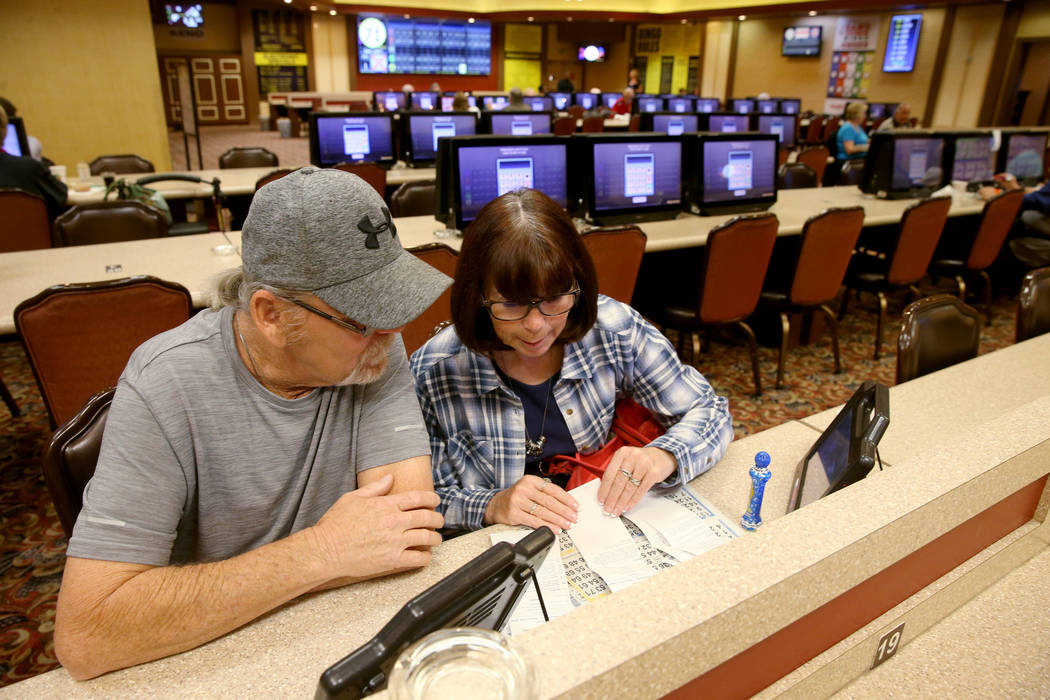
[410,296,734,530]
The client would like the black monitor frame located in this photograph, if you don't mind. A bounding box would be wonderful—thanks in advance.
[996,129,1049,186]
[944,130,996,187]
[4,116,30,158]
[776,98,801,115]
[703,112,753,134]
[409,91,441,111]
[788,381,889,512]
[308,112,397,168]
[400,111,478,167]
[860,131,949,200]
[641,111,701,135]
[755,113,798,148]
[316,527,556,700]
[479,110,554,136]
[373,91,407,113]
[730,98,756,114]
[664,95,696,114]
[547,92,572,111]
[693,132,779,216]
[695,97,721,113]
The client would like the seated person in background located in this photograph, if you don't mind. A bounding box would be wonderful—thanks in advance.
[54,167,451,680]
[980,173,1050,238]
[452,91,480,115]
[836,102,870,161]
[506,87,528,111]
[0,96,43,160]
[611,88,635,116]
[874,103,913,132]
[410,188,733,533]
[0,108,66,219]
[583,87,611,119]
[556,71,575,93]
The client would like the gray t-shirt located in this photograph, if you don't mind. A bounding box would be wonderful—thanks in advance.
[67,306,431,567]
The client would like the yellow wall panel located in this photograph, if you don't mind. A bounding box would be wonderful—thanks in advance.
[504,59,542,93]
[505,24,542,52]
[932,4,1004,128]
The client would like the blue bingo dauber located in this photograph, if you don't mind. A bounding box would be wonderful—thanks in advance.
[741,451,771,531]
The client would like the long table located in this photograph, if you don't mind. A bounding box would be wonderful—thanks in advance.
[9,335,1049,697]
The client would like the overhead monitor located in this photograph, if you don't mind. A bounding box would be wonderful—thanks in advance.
[373,91,406,112]
[581,133,685,225]
[706,113,751,134]
[548,92,572,111]
[308,112,397,168]
[481,95,509,111]
[782,25,822,57]
[482,111,553,136]
[860,132,948,199]
[757,114,797,148]
[578,44,606,62]
[883,14,922,73]
[731,98,755,114]
[403,112,477,166]
[410,91,440,111]
[575,92,598,111]
[665,96,695,114]
[3,116,29,158]
[643,112,699,136]
[440,93,477,112]
[777,98,801,115]
[756,99,779,114]
[788,382,889,512]
[696,98,720,113]
[357,14,492,75]
[522,96,555,112]
[451,135,571,230]
[695,133,778,216]
[998,131,1048,185]
[949,132,995,184]
[636,96,664,113]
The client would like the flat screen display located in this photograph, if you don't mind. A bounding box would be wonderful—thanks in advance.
[701,137,777,204]
[731,99,755,114]
[578,45,605,62]
[410,92,439,111]
[310,114,396,167]
[757,114,797,147]
[637,97,663,113]
[407,113,476,163]
[778,99,801,114]
[890,137,945,190]
[522,96,554,112]
[756,100,779,114]
[951,135,994,183]
[3,122,24,157]
[440,94,477,112]
[782,25,822,57]
[165,4,203,28]
[601,93,621,110]
[883,14,922,73]
[482,95,509,111]
[374,91,406,112]
[1003,133,1048,181]
[666,97,694,114]
[486,113,552,136]
[548,92,571,111]
[696,98,720,113]
[575,93,598,111]
[653,114,698,136]
[455,141,568,226]
[708,114,751,134]
[591,140,682,212]
[868,103,888,120]
[357,15,491,75]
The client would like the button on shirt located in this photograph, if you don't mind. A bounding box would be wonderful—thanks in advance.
[410,296,734,530]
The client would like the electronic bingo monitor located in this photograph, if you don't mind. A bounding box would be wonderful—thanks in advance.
[696,98,720,113]
[580,133,685,225]
[522,96,555,112]
[373,91,406,112]
[731,98,756,114]
[482,111,553,136]
[998,131,1048,185]
[777,98,801,115]
[410,91,440,111]
[756,99,779,114]
[861,132,947,199]
[482,95,509,111]
[948,132,995,185]
[548,92,572,111]
[665,96,695,114]
[707,113,751,134]
[575,92,598,111]
[637,96,664,113]
[695,133,778,216]
[402,112,477,166]
[309,112,397,168]
[3,116,29,158]
[440,93,477,112]
[644,112,699,136]
[757,114,797,148]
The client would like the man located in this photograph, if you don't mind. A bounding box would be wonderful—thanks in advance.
[0,108,67,219]
[54,167,452,679]
[555,71,575,93]
[506,86,528,111]
[875,103,913,132]
[611,87,635,116]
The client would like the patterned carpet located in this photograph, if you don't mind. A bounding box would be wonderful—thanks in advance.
[0,287,1021,687]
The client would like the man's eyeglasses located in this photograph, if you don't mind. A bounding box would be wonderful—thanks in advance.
[284,297,373,336]
[482,289,580,321]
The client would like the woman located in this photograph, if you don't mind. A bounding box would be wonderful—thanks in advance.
[836,102,870,161]
[626,68,643,93]
[410,189,733,533]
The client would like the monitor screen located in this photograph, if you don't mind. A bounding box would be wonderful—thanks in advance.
[637,97,663,113]
[165,4,203,28]
[3,118,27,157]
[548,92,572,111]
[699,135,778,207]
[357,15,492,75]
[652,114,699,136]
[440,94,477,112]
[485,112,552,136]
[523,96,554,112]
[575,93,598,111]
[578,44,606,62]
[405,113,477,164]
[309,113,396,167]
[951,134,995,183]
[588,138,683,220]
[731,99,755,114]
[373,91,406,112]
[410,91,440,111]
[601,93,621,110]
[883,14,922,73]
[782,25,822,57]
[1002,133,1048,181]
[890,137,945,190]
[756,100,779,114]
[708,114,751,134]
[482,95,509,111]
[696,98,720,113]
[777,99,801,115]
[453,137,569,228]
[868,103,887,120]
[666,97,695,114]
[757,114,797,147]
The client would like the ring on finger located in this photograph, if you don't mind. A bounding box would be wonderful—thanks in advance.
[619,468,633,479]
[629,476,641,486]
[529,502,538,514]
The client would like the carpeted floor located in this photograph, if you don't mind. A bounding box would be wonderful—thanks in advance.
[0,288,1021,687]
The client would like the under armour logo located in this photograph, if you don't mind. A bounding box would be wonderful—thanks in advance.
[358,207,398,249]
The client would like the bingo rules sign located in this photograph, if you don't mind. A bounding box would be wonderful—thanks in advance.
[827,16,880,100]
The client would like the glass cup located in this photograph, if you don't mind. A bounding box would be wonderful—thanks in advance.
[102,171,116,188]
[388,628,536,700]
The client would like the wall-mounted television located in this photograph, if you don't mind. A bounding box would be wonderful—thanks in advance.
[578,45,606,62]
[883,14,922,73]
[165,4,203,28]
[782,25,822,57]
[357,14,492,75]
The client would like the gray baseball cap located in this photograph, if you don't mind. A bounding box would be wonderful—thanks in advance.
[241,167,451,329]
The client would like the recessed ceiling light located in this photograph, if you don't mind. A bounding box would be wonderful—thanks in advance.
[329,8,336,15]
[403,13,410,19]
[738,15,747,21]
[567,16,573,21]
[680,18,688,24]
[608,17,614,22]
[309,4,317,10]
[468,17,475,23]
[283,0,292,4]
[527,16,534,21]
[808,10,818,16]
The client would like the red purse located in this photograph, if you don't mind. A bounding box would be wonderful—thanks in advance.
[545,398,665,491]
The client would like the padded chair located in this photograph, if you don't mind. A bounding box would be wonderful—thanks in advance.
[580,226,647,304]
[581,116,605,133]
[796,146,829,185]
[219,146,279,169]
[52,200,167,246]
[553,116,576,136]
[403,243,458,356]
[1016,266,1050,342]
[896,294,981,383]
[778,147,790,168]
[839,196,952,359]
[929,189,1024,321]
[332,162,387,200]
[0,188,52,252]
[628,114,641,132]
[777,162,818,190]
[568,105,585,119]
[0,371,18,417]
[838,159,866,187]
[136,173,224,235]
[88,154,155,176]
[390,180,437,218]
[255,168,296,191]
[820,116,841,145]
[803,116,825,145]
[43,387,114,538]
[14,276,192,428]
[653,213,779,397]
[760,207,865,389]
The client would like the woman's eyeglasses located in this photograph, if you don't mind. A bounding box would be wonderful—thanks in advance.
[482,289,580,321]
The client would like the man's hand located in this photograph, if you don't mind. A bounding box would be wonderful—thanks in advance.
[597,446,677,517]
[308,474,443,580]
[484,475,579,533]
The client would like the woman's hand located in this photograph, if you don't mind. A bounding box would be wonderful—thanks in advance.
[597,447,677,517]
[484,475,579,533]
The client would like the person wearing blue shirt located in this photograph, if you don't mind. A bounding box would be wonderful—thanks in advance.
[836,102,870,161]
[410,188,733,533]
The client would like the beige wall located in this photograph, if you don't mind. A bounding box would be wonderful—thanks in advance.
[734,17,834,112]
[701,20,734,100]
[1017,2,1050,38]
[1,0,170,172]
[311,13,350,93]
[932,4,1005,128]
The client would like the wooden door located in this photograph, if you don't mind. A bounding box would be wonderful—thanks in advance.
[160,54,248,127]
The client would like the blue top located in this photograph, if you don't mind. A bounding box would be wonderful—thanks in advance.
[836,121,869,161]
[1021,181,1050,215]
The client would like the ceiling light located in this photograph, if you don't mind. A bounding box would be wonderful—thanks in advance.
[527,16,534,21]
[567,16,573,21]
[283,0,292,4]
[680,19,688,24]
[403,13,410,19]
[329,8,337,15]
[468,17,475,23]
[738,15,747,21]
[309,4,317,10]
[608,17,614,22]
[808,10,817,16]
